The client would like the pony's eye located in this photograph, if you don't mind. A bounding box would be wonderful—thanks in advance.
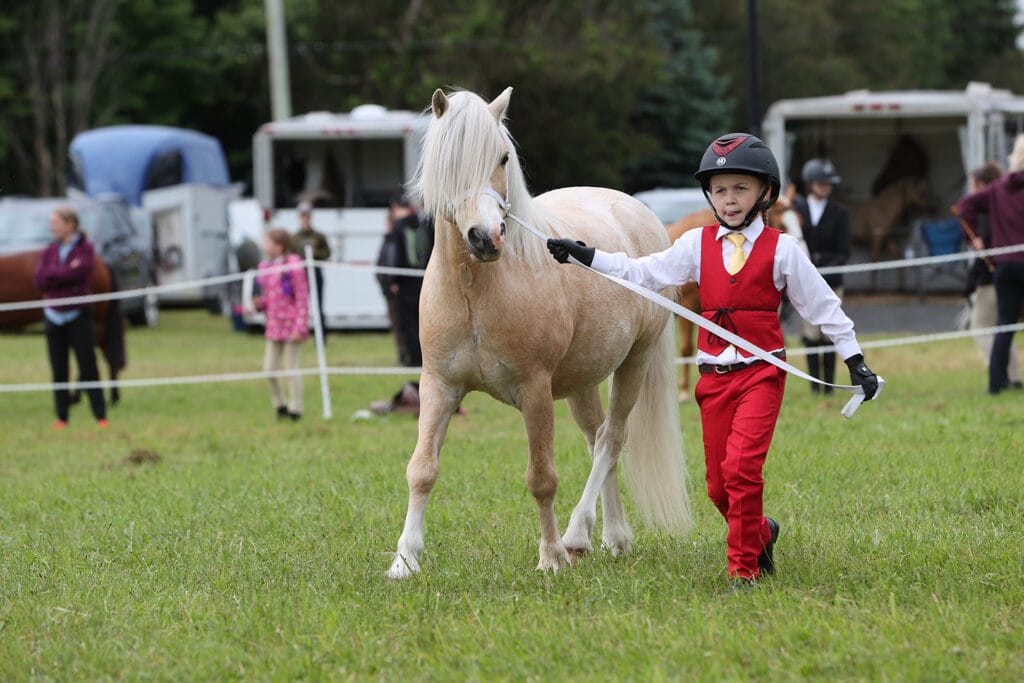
[500,153,510,166]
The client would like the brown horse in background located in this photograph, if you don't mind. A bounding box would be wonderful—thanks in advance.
[848,176,935,267]
[664,187,802,401]
[0,250,126,404]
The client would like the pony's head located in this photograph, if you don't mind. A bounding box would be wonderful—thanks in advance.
[411,87,535,264]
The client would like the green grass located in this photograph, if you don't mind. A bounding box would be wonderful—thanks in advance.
[1,310,1022,681]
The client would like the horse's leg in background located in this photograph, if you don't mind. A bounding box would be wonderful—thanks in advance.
[387,374,461,579]
[563,386,633,558]
[518,378,572,572]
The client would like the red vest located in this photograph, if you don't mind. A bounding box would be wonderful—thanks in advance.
[697,225,784,358]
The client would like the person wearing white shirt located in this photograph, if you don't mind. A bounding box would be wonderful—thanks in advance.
[792,158,852,394]
[547,134,877,590]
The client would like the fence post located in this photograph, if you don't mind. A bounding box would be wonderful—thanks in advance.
[304,245,332,419]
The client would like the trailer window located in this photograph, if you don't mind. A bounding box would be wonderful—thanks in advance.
[271,138,405,210]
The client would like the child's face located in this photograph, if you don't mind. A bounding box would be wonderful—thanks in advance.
[708,173,766,225]
[263,235,282,258]
[807,181,834,199]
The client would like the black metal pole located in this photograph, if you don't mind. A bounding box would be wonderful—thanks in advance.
[746,0,761,136]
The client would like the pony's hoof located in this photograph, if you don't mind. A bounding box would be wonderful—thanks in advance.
[386,554,420,580]
[678,389,690,403]
[566,547,589,565]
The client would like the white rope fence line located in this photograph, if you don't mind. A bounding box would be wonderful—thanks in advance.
[3,306,1022,396]
[3,323,1021,394]
[4,241,1024,410]
[3,242,1023,313]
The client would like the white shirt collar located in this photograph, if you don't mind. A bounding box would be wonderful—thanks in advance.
[715,215,765,243]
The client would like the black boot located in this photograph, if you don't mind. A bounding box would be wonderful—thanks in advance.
[822,351,836,395]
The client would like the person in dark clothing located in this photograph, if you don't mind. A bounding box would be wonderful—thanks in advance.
[34,206,108,430]
[293,200,331,335]
[956,134,1024,395]
[377,194,433,367]
[793,158,852,395]
[960,162,1021,388]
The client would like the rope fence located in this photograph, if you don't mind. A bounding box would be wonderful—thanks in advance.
[3,243,1024,416]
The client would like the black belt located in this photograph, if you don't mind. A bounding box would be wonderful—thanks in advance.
[699,351,786,375]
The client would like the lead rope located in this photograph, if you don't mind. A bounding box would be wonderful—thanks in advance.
[481,188,884,418]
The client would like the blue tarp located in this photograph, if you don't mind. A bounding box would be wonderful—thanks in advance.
[69,125,230,206]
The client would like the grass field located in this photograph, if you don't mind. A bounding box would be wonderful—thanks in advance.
[1,309,1022,681]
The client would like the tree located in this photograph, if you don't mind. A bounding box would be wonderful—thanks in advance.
[625,0,734,192]
[0,0,119,196]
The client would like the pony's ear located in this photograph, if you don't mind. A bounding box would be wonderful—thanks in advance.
[488,87,513,123]
[431,89,448,118]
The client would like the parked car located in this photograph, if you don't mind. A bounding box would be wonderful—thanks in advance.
[633,187,708,225]
[0,196,158,326]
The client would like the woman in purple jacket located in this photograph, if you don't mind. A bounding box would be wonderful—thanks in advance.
[34,206,108,429]
[957,134,1024,395]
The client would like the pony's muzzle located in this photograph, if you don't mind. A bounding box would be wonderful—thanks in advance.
[467,224,503,261]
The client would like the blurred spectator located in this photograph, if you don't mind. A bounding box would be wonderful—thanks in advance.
[292,200,331,335]
[34,206,108,429]
[961,162,1021,388]
[956,134,1024,394]
[253,229,309,419]
[793,158,851,395]
[377,194,433,367]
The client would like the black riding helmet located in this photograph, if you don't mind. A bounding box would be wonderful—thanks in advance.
[694,133,781,229]
[801,158,842,184]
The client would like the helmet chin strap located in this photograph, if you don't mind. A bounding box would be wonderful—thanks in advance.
[702,185,770,230]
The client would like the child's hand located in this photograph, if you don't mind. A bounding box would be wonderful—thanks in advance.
[252,295,263,311]
[845,354,879,400]
[547,238,595,266]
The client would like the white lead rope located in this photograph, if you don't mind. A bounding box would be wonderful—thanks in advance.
[485,192,884,418]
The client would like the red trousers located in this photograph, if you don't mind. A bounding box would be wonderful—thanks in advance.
[695,362,786,579]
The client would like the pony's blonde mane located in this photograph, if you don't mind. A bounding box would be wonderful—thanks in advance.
[410,89,552,269]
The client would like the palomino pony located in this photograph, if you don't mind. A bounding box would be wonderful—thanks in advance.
[387,87,691,579]
[664,186,804,402]
[0,250,126,404]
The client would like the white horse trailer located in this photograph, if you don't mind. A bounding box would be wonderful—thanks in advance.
[761,82,1024,292]
[761,82,1024,212]
[249,105,430,330]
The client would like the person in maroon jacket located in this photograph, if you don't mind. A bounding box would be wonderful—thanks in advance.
[33,206,108,429]
[548,134,879,590]
[956,134,1024,395]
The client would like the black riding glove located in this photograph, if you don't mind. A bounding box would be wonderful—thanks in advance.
[845,353,879,400]
[547,238,595,266]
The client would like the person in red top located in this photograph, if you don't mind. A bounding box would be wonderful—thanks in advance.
[956,133,1024,395]
[33,206,108,430]
[548,133,879,589]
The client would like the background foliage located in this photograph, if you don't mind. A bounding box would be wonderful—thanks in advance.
[0,0,1021,198]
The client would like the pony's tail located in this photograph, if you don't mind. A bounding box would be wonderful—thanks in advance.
[622,316,693,536]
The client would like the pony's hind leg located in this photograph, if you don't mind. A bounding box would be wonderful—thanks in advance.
[387,375,460,579]
[562,375,639,558]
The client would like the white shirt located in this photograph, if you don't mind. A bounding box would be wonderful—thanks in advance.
[589,217,862,366]
[807,195,828,226]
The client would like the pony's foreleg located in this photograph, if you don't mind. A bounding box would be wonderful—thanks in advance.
[520,382,570,572]
[386,376,459,580]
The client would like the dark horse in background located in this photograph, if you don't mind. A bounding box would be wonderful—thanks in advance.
[0,250,127,405]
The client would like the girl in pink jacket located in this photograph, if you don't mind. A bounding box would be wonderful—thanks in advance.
[254,229,309,420]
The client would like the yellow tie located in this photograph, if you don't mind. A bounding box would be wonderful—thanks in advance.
[726,233,747,274]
